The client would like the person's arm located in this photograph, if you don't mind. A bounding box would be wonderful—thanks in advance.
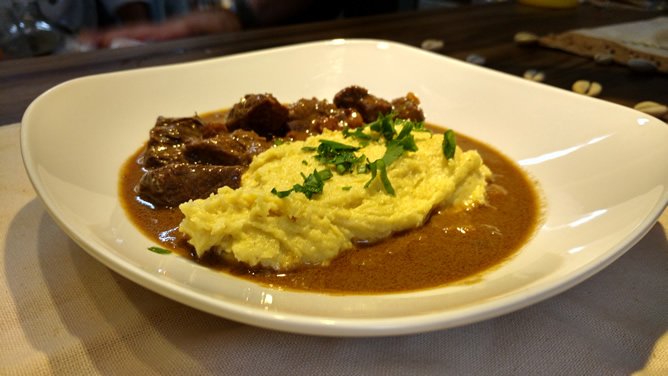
[79,0,317,49]
[79,9,242,48]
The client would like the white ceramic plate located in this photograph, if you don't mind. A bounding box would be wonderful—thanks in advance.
[21,39,668,336]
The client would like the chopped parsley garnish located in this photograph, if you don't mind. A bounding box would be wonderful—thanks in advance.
[148,246,172,254]
[367,111,397,141]
[274,139,284,146]
[364,158,395,195]
[273,112,456,198]
[411,121,433,137]
[271,188,292,198]
[442,129,456,159]
[316,139,359,153]
[363,121,420,195]
[342,125,372,145]
[271,168,333,199]
[311,140,366,175]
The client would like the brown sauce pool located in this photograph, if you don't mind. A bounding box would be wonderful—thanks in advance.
[119,123,541,294]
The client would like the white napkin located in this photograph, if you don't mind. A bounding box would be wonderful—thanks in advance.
[539,17,668,72]
[576,17,668,58]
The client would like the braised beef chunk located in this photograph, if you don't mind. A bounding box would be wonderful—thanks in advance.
[201,121,228,138]
[287,98,365,134]
[139,163,246,207]
[185,129,272,166]
[143,117,205,168]
[333,86,393,123]
[391,92,425,122]
[223,94,289,137]
[138,87,426,208]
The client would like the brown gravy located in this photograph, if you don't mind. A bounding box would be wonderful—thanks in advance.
[120,123,541,294]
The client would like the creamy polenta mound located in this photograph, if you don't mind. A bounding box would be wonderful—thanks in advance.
[178,125,491,270]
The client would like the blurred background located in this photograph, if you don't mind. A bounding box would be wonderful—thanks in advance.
[0,0,664,60]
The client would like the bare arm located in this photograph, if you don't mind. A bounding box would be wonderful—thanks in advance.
[79,0,317,49]
[79,9,241,48]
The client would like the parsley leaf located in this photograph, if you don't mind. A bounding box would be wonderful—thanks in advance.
[275,113,440,198]
[381,140,407,166]
[376,159,394,195]
[364,159,395,195]
[383,123,418,163]
[364,159,378,189]
[364,122,420,194]
[313,140,365,175]
[368,111,397,141]
[318,139,359,151]
[271,187,292,198]
[343,126,372,144]
[410,121,433,137]
[148,246,172,254]
[315,168,333,180]
[442,129,456,159]
[293,169,332,199]
[271,169,333,199]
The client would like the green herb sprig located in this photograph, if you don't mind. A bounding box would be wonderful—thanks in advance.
[271,168,333,199]
[411,121,433,137]
[363,121,419,195]
[312,139,366,175]
[367,111,397,141]
[273,111,456,198]
[148,246,172,254]
[342,126,372,145]
[442,129,456,160]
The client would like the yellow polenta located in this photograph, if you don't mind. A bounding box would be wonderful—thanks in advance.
[179,126,491,270]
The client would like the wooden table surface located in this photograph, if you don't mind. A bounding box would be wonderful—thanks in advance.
[1,2,666,125]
